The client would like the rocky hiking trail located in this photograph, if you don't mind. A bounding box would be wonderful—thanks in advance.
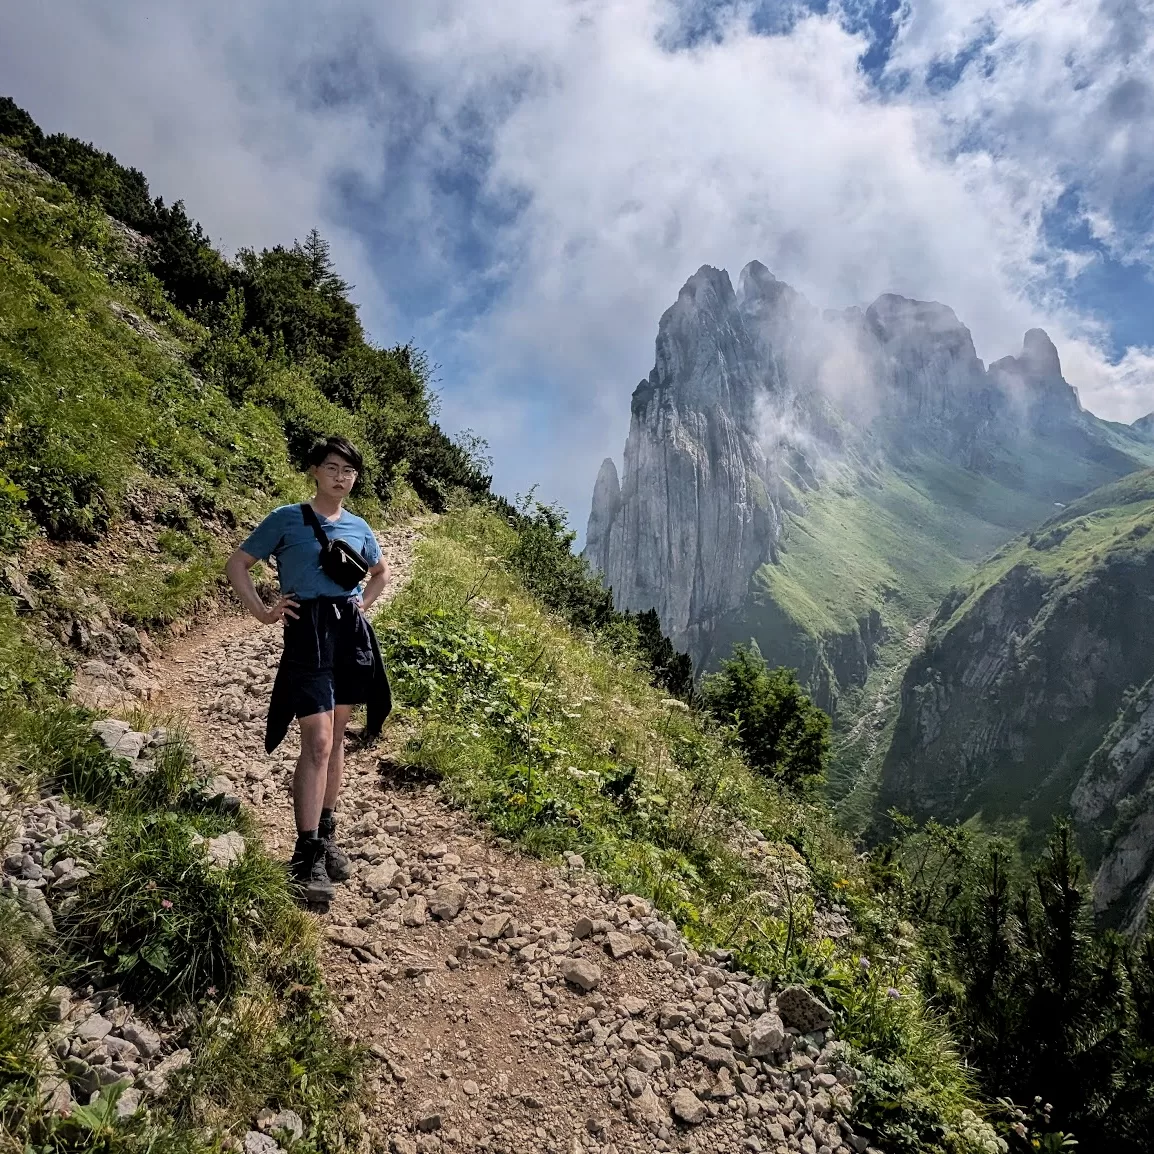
[136,522,874,1154]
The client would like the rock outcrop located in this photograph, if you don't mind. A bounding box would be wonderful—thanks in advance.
[1071,674,1154,928]
[586,266,781,655]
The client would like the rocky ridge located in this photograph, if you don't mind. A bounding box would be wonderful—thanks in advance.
[142,523,887,1154]
[584,262,1154,707]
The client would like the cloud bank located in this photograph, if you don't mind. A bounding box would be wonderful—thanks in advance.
[2,0,1152,521]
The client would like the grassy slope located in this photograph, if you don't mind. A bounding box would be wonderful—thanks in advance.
[759,434,1154,646]
[934,468,1154,639]
[728,429,1154,821]
[879,469,1154,843]
[0,150,313,629]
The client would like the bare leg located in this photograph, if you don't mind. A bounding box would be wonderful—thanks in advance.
[323,704,353,811]
[294,711,334,832]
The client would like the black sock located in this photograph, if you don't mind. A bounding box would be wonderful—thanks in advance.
[297,828,318,842]
[320,807,334,825]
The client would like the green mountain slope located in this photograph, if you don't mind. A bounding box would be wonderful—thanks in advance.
[879,468,1154,924]
[698,425,1154,824]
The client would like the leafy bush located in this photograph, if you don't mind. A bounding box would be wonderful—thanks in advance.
[0,476,31,553]
[63,809,297,1009]
[505,498,617,629]
[500,497,694,697]
[0,596,69,707]
[700,642,830,791]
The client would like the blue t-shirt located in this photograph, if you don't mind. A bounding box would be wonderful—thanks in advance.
[240,504,382,601]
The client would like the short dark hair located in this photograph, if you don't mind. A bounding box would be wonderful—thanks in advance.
[307,435,363,473]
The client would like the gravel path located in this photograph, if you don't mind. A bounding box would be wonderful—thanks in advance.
[146,520,878,1154]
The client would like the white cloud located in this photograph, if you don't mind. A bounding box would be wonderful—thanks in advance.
[2,0,1152,526]
[888,0,1154,265]
[1061,341,1154,421]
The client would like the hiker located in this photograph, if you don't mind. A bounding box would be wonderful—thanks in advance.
[225,435,391,903]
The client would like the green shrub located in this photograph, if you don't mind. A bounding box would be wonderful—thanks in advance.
[499,497,693,697]
[505,498,617,630]
[0,476,31,552]
[700,642,830,791]
[63,809,298,1009]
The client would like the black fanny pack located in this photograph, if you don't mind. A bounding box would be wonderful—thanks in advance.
[301,503,370,591]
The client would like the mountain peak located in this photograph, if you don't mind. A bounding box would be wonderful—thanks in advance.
[1132,412,1154,440]
[678,264,734,305]
[865,292,968,339]
[989,328,1081,422]
[1020,327,1062,380]
[736,259,781,300]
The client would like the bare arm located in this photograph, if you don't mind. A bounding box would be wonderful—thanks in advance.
[225,548,299,624]
[358,556,390,612]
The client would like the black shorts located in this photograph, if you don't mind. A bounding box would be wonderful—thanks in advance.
[280,597,374,719]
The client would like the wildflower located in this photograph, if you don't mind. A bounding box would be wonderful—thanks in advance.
[858,957,871,973]
[161,899,173,910]
[206,985,217,997]
[885,986,901,999]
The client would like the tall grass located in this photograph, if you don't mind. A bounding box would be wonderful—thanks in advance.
[0,900,51,1148]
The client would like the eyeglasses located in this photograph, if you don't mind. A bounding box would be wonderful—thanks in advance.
[319,464,358,479]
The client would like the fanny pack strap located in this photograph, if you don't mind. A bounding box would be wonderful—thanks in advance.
[300,502,331,547]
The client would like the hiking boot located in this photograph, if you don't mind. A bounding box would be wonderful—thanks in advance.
[318,813,352,883]
[288,836,335,903]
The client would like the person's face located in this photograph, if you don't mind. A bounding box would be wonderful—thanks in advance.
[311,453,358,499]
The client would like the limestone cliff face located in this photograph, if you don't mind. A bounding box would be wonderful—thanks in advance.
[1071,676,1154,929]
[866,294,990,437]
[585,266,780,650]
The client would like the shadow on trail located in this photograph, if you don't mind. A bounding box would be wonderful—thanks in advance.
[375,756,439,791]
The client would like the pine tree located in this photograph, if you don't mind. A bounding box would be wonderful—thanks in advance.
[299,228,350,296]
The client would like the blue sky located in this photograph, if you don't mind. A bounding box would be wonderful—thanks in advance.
[3,0,1153,526]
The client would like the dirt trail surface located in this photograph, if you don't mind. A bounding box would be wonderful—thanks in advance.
[149,523,874,1154]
